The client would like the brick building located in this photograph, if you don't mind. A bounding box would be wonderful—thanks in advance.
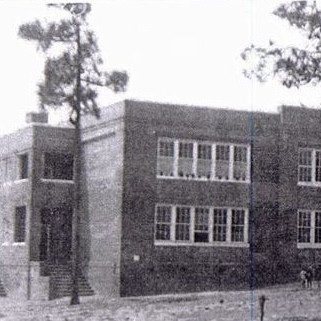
[0,100,320,299]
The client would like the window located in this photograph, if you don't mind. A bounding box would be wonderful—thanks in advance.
[297,210,321,247]
[231,209,245,242]
[18,154,29,179]
[156,138,250,183]
[197,144,212,179]
[178,143,194,178]
[298,149,312,182]
[233,146,247,181]
[215,145,230,180]
[155,204,248,246]
[213,209,227,242]
[194,208,209,242]
[14,206,26,243]
[298,148,321,185]
[155,206,171,241]
[157,140,174,177]
[175,207,191,241]
[43,153,73,180]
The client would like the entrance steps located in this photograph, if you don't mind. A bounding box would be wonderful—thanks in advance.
[48,265,94,300]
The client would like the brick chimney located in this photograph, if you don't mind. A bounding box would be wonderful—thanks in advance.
[26,112,48,124]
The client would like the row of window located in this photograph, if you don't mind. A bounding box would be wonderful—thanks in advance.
[157,139,250,182]
[7,206,321,247]
[0,153,73,182]
[155,205,249,245]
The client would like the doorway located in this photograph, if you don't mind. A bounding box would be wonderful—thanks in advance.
[40,207,72,265]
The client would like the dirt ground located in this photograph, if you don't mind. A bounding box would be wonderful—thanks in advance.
[1,283,321,321]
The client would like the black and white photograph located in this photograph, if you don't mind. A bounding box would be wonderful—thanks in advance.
[0,1,321,320]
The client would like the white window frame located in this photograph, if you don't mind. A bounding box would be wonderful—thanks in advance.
[298,148,321,187]
[154,204,249,247]
[156,138,250,183]
[298,209,321,248]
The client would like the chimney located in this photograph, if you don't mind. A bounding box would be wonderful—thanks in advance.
[26,112,48,124]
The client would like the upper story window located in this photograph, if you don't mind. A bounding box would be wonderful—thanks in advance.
[157,138,250,183]
[43,153,73,181]
[14,206,26,243]
[298,210,321,248]
[157,141,174,177]
[178,143,194,178]
[18,153,29,180]
[155,204,248,247]
[298,148,321,186]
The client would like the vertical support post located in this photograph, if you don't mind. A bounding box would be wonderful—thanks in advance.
[70,19,82,306]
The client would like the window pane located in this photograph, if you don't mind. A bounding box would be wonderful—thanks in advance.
[298,149,312,182]
[197,144,212,179]
[233,146,247,181]
[316,151,321,182]
[213,208,227,241]
[157,140,175,177]
[14,206,26,243]
[178,143,194,178]
[19,154,28,179]
[175,207,190,241]
[231,209,245,242]
[155,206,171,240]
[158,141,174,157]
[298,211,311,243]
[315,212,321,243]
[43,153,74,180]
[215,145,229,180]
[194,208,209,242]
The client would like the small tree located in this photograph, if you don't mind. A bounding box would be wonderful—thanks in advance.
[242,1,321,90]
[19,3,128,305]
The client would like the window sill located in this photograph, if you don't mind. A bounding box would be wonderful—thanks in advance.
[41,179,74,184]
[13,179,29,183]
[154,241,249,247]
[12,242,26,246]
[297,243,321,249]
[298,182,321,188]
[157,176,250,184]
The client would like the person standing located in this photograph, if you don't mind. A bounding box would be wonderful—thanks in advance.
[306,266,313,288]
[300,269,307,288]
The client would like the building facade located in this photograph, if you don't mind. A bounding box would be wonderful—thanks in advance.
[0,100,320,299]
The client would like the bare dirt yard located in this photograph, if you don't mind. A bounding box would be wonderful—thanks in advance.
[1,283,321,321]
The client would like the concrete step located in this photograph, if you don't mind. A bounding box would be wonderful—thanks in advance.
[48,265,94,300]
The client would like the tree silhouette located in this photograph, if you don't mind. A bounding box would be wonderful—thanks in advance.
[242,1,321,89]
[19,3,128,305]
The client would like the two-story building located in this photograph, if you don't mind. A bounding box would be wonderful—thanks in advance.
[0,100,320,299]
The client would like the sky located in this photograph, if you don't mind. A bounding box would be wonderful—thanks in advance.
[0,0,320,135]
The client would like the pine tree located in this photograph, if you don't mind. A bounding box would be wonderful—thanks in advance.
[18,3,128,305]
[242,1,321,89]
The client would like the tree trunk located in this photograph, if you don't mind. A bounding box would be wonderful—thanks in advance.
[70,20,82,306]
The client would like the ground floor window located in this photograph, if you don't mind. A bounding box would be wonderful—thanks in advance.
[155,204,248,246]
[14,206,26,243]
[298,210,321,247]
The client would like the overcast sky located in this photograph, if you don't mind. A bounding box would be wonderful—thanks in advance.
[0,0,320,135]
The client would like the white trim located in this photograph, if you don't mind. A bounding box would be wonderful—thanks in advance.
[13,178,28,184]
[12,242,26,246]
[154,241,249,247]
[312,149,316,184]
[41,179,74,184]
[229,146,234,181]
